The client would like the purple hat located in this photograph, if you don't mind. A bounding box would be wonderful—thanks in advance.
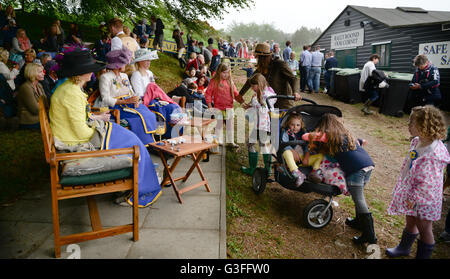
[106,47,132,69]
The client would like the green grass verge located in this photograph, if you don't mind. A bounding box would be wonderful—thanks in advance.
[0,129,49,205]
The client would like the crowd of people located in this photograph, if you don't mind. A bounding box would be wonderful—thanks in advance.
[0,6,449,260]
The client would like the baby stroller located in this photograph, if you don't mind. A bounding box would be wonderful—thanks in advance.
[251,95,343,229]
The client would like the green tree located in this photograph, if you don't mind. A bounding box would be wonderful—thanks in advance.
[6,0,254,32]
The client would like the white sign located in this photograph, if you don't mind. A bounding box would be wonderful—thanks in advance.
[418,41,450,69]
[331,29,364,50]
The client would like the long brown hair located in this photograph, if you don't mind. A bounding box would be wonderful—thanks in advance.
[249,73,268,105]
[315,113,356,156]
[256,55,271,76]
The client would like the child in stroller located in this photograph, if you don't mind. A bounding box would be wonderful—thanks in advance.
[252,96,349,229]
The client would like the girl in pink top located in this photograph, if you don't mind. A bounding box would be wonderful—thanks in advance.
[386,105,450,259]
[205,63,244,146]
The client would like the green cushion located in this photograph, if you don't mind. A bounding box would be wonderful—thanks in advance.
[60,168,133,186]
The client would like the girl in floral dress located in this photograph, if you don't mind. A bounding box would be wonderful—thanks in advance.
[240,73,276,176]
[386,105,450,259]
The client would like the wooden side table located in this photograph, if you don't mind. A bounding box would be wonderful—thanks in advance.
[149,135,218,204]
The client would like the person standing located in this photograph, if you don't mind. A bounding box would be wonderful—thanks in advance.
[406,54,442,112]
[386,106,450,259]
[287,51,298,77]
[239,43,301,110]
[308,45,324,93]
[198,41,212,65]
[282,41,292,62]
[323,51,338,93]
[206,38,214,52]
[359,54,380,115]
[173,28,186,68]
[299,45,312,92]
[272,43,281,60]
[108,18,139,56]
[153,18,165,52]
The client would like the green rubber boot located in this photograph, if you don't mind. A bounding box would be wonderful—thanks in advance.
[241,152,259,176]
[263,154,272,176]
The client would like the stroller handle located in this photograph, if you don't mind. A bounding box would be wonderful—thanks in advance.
[266,95,317,110]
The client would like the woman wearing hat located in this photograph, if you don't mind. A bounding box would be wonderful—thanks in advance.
[130,48,158,98]
[97,46,158,145]
[239,42,301,109]
[50,49,162,207]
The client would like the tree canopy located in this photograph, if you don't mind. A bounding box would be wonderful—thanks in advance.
[5,0,254,32]
[225,21,322,48]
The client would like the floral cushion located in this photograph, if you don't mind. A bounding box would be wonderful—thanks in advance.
[61,155,133,177]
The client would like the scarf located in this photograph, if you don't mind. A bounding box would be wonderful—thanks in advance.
[18,36,31,51]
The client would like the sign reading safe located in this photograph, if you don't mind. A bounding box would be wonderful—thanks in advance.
[418,41,450,69]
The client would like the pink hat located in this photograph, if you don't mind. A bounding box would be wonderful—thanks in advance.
[106,47,132,69]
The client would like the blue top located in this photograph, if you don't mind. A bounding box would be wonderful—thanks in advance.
[300,50,312,67]
[412,63,441,97]
[311,51,324,67]
[334,137,374,176]
[281,128,306,151]
[324,56,338,70]
[282,46,292,62]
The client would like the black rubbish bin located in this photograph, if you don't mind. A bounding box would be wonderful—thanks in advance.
[335,69,361,104]
[328,68,343,98]
[379,73,413,117]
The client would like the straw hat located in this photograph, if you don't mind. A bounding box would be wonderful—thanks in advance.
[131,48,159,64]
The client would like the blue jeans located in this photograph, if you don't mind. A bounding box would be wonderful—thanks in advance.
[346,169,373,214]
[308,66,321,92]
[324,70,330,91]
[300,66,310,91]
[367,89,379,102]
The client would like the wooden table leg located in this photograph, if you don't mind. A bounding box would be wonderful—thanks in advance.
[158,151,183,204]
[160,154,182,187]
[192,151,212,193]
[183,150,205,182]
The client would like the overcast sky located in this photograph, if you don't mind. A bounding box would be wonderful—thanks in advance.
[208,0,450,33]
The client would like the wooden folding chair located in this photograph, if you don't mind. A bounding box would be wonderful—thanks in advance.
[39,96,139,258]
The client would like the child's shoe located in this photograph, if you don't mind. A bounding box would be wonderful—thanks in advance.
[308,169,323,184]
[292,169,306,188]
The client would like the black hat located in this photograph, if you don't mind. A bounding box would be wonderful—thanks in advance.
[59,49,106,77]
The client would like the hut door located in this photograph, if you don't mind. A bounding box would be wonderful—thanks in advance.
[336,48,357,68]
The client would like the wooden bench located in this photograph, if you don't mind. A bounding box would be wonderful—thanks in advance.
[39,96,140,258]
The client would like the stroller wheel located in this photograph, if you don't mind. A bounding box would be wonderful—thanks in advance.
[252,167,267,195]
[303,199,333,229]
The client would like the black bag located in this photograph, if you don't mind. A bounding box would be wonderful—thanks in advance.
[364,69,387,91]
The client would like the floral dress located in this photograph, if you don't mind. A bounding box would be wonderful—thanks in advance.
[387,137,450,221]
[319,157,349,196]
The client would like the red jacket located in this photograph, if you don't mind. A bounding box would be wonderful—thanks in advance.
[205,79,239,110]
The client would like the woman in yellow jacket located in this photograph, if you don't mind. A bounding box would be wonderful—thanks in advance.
[50,50,162,207]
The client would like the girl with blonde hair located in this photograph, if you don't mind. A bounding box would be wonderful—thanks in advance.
[205,63,244,146]
[387,105,450,259]
[241,73,276,175]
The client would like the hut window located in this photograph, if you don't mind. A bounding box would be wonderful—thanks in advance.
[372,42,391,68]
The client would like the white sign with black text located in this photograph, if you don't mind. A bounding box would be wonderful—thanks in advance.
[418,41,450,68]
[331,29,364,50]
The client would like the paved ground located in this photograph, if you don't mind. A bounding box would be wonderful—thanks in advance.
[0,146,226,259]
